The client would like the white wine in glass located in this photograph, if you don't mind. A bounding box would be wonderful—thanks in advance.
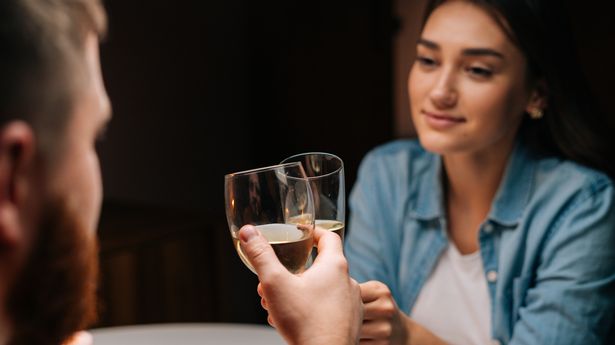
[225,162,315,274]
[231,223,313,274]
[281,152,345,242]
[315,219,345,240]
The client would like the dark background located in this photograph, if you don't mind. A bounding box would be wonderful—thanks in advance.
[95,0,394,327]
[93,0,615,328]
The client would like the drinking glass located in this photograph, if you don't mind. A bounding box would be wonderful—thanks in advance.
[224,162,315,274]
[280,153,345,241]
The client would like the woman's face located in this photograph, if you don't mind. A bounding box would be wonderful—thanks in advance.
[409,1,535,156]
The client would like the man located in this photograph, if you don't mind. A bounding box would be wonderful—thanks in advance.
[0,1,362,344]
[0,0,109,344]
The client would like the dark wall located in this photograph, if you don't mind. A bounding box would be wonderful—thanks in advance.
[568,1,615,128]
[96,0,394,326]
[98,1,393,211]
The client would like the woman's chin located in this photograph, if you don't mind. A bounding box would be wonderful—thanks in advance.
[416,133,464,155]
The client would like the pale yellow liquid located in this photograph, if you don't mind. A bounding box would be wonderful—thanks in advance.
[233,223,314,274]
[315,219,345,241]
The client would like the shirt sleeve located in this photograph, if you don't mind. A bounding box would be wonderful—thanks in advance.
[511,181,615,344]
[344,151,398,289]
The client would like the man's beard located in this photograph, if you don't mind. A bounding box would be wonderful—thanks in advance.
[6,198,99,345]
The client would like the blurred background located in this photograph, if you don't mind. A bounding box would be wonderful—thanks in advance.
[94,0,615,328]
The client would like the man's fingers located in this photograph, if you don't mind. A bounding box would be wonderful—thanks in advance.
[239,225,287,279]
[64,331,93,345]
[312,227,345,265]
[314,226,343,253]
[267,315,277,328]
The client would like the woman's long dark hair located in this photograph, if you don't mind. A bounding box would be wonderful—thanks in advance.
[422,0,615,178]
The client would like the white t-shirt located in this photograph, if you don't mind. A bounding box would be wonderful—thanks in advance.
[410,243,492,345]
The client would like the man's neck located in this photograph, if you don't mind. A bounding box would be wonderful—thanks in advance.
[0,312,11,345]
[0,275,15,345]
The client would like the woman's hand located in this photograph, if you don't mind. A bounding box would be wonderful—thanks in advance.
[360,281,448,345]
[359,280,411,344]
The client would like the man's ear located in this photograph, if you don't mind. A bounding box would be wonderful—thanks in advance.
[0,121,36,250]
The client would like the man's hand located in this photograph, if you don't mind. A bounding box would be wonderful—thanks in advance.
[239,225,362,345]
[63,331,93,345]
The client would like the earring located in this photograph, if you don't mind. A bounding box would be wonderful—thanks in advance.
[528,108,543,120]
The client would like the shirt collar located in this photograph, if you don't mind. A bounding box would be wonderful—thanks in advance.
[487,140,536,226]
[408,140,536,226]
[408,152,445,221]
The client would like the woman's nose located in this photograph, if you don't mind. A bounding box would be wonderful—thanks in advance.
[429,69,458,108]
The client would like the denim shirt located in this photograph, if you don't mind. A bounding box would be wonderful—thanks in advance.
[345,139,615,344]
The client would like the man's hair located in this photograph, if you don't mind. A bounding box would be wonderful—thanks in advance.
[0,0,106,156]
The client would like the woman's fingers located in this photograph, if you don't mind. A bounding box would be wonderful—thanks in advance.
[358,280,402,345]
[363,298,397,320]
[361,319,393,339]
[360,280,392,303]
[361,281,398,321]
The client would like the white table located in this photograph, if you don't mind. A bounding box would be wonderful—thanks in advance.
[90,323,286,345]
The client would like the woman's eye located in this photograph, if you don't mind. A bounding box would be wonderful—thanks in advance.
[466,66,493,78]
[416,56,437,68]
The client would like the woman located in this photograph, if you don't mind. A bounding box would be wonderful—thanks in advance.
[345,0,615,344]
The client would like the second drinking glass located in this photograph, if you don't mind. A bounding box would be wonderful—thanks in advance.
[281,152,345,241]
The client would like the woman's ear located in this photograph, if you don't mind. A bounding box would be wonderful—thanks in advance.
[0,121,35,249]
[525,79,548,115]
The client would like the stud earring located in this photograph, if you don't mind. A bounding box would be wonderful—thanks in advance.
[528,108,543,120]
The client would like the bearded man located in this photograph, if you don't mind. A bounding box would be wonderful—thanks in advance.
[0,0,110,344]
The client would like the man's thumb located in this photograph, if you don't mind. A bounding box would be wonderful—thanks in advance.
[239,225,284,277]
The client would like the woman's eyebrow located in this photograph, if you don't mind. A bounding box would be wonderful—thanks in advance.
[417,38,439,50]
[417,38,504,59]
[462,48,504,59]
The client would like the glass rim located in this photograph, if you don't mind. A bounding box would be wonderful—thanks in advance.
[224,161,305,179]
[280,152,344,180]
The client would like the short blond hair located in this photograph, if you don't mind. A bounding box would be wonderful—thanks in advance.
[0,0,107,155]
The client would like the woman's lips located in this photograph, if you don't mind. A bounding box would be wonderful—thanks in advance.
[422,110,466,129]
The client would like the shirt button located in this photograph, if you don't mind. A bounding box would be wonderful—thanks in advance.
[484,223,494,233]
[487,270,498,283]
